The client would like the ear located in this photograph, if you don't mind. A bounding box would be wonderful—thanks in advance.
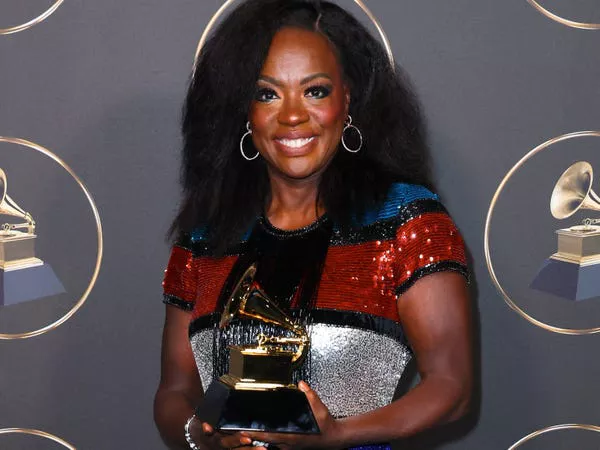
[343,84,351,117]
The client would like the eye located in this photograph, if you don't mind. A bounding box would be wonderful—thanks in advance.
[305,85,332,99]
[254,87,279,103]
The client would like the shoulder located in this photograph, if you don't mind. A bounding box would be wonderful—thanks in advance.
[173,226,251,257]
[361,182,442,225]
[332,182,450,243]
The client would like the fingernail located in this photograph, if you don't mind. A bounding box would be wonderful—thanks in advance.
[298,381,308,391]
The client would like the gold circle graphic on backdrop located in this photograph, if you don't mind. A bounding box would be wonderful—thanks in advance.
[0,0,65,35]
[193,0,395,74]
[509,423,600,449]
[526,0,600,30]
[484,131,600,335]
[0,428,76,449]
[0,137,103,340]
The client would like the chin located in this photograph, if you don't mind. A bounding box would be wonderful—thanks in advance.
[276,163,322,181]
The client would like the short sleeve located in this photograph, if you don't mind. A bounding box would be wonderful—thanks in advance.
[162,244,199,311]
[394,209,468,296]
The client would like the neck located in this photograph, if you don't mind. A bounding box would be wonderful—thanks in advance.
[265,173,324,230]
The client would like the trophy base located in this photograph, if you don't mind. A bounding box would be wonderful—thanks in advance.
[196,379,320,434]
[530,257,600,301]
[0,263,65,307]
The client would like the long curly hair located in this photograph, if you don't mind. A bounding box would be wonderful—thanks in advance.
[171,0,433,253]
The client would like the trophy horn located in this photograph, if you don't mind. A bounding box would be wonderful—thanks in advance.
[550,161,600,220]
[0,168,35,233]
[220,264,304,336]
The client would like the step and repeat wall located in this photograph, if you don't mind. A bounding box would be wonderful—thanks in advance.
[0,1,598,448]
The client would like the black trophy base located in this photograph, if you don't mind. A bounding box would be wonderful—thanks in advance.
[196,380,320,434]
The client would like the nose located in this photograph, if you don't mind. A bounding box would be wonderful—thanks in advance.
[278,96,309,126]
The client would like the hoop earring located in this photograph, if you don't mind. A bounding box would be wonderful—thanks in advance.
[341,115,363,153]
[240,122,259,161]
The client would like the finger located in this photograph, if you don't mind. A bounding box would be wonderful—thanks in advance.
[202,422,215,436]
[245,432,294,445]
[219,434,253,448]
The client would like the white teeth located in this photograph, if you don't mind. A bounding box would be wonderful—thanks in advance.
[278,137,315,148]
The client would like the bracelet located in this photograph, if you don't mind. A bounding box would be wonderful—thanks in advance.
[184,414,200,450]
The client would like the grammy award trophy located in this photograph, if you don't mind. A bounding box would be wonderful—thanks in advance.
[0,168,64,306]
[196,264,320,433]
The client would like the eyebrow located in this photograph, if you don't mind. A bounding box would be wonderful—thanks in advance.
[258,73,333,87]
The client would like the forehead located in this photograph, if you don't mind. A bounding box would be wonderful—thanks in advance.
[260,27,343,80]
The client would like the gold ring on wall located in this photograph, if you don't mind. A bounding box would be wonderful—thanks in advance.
[0,0,65,35]
[0,137,103,340]
[192,0,395,75]
[526,0,600,30]
[0,428,76,449]
[509,424,600,449]
[484,131,600,335]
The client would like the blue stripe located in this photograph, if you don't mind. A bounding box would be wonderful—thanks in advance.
[361,183,438,225]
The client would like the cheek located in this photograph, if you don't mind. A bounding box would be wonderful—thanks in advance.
[312,99,346,133]
[249,104,276,142]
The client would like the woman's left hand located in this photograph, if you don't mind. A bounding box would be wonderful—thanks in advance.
[243,381,344,450]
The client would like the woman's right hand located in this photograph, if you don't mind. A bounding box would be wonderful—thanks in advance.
[191,419,254,450]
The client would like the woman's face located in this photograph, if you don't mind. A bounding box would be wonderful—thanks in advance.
[249,27,349,182]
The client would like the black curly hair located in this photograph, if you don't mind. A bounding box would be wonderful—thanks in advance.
[170,0,433,253]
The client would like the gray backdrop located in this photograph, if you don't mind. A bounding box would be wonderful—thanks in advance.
[1,0,599,448]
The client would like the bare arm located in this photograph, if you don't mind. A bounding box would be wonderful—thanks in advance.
[154,305,203,449]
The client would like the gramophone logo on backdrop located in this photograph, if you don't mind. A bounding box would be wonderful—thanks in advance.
[0,168,64,307]
[531,161,600,301]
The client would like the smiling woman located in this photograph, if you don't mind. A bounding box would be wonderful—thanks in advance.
[154,1,472,449]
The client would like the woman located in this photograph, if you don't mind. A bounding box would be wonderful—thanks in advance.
[154,1,472,449]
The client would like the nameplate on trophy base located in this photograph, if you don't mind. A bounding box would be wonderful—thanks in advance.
[0,232,42,270]
[228,346,295,387]
[554,226,600,265]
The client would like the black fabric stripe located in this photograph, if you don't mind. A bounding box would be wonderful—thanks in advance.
[163,294,194,312]
[175,235,248,258]
[189,313,219,337]
[330,199,447,246]
[395,261,470,296]
[188,309,408,345]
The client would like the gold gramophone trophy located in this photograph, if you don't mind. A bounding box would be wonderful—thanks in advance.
[0,168,42,271]
[531,161,600,300]
[196,264,320,433]
[0,167,64,306]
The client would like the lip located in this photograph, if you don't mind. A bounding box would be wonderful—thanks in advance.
[273,135,318,156]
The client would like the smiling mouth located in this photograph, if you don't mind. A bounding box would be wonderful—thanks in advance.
[276,137,316,149]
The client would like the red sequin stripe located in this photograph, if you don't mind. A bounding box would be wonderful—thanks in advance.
[394,212,466,288]
[162,246,200,304]
[318,239,402,323]
[317,212,466,321]
[192,255,239,319]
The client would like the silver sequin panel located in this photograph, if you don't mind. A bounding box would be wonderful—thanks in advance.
[309,324,411,418]
[190,324,412,418]
[190,329,214,392]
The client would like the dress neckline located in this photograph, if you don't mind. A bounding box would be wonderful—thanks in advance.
[258,213,330,238]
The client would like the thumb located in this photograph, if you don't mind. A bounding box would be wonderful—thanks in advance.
[299,381,328,413]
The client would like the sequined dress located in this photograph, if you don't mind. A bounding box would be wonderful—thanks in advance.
[162,183,468,447]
